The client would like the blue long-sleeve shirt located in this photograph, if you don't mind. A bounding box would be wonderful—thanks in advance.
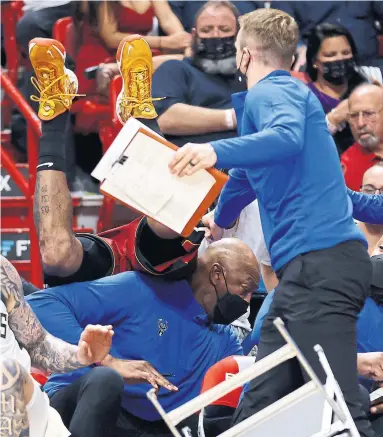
[26,272,242,421]
[212,71,370,272]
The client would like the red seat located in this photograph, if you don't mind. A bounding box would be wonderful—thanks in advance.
[200,356,255,409]
[52,17,76,59]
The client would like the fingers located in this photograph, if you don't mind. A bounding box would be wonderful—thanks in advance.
[169,145,195,176]
[145,367,178,392]
[81,325,114,343]
[145,372,177,392]
[141,363,178,392]
[183,160,205,177]
[371,403,383,415]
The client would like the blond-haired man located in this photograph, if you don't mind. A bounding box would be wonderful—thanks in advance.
[169,8,377,437]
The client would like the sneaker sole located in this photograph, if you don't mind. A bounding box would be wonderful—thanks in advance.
[29,38,79,120]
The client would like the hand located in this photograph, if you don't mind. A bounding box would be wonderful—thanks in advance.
[104,357,178,392]
[169,143,217,177]
[371,382,383,415]
[202,210,224,241]
[358,352,383,381]
[164,31,192,50]
[96,63,119,97]
[77,324,114,366]
[328,99,349,126]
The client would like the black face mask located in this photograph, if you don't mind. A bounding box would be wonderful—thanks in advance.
[192,35,237,76]
[193,35,236,61]
[322,58,355,86]
[211,269,249,325]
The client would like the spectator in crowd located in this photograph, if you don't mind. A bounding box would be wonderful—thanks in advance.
[169,8,380,435]
[305,23,382,154]
[16,0,73,55]
[275,1,383,69]
[152,1,246,148]
[357,163,383,254]
[74,0,191,96]
[342,84,383,190]
[27,238,260,437]
[168,1,261,34]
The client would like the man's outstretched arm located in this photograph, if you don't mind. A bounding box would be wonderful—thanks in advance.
[348,189,383,224]
[34,113,83,277]
[0,256,113,373]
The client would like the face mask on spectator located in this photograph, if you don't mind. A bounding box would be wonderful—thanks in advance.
[192,36,237,76]
[210,268,249,325]
[322,58,355,85]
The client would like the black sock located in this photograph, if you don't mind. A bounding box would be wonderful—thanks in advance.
[37,111,70,172]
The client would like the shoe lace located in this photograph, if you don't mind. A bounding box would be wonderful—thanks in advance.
[30,74,84,109]
[120,67,164,110]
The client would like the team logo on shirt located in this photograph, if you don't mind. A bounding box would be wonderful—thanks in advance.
[158,319,168,336]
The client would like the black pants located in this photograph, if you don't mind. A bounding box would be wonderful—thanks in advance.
[16,5,73,55]
[49,367,197,437]
[233,241,375,437]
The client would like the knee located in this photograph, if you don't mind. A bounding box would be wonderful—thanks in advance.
[82,367,124,404]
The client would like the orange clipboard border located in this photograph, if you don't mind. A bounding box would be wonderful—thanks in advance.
[100,127,228,237]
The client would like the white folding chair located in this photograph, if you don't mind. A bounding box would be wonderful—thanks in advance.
[147,318,360,437]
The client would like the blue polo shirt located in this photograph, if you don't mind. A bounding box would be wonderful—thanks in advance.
[27,272,242,421]
[212,71,367,272]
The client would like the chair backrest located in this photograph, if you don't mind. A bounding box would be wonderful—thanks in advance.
[147,319,360,437]
[53,17,75,59]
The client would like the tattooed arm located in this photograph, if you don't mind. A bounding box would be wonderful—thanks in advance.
[34,170,83,277]
[1,256,113,373]
[0,358,31,437]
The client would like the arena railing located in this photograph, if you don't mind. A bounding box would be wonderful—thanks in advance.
[1,69,43,288]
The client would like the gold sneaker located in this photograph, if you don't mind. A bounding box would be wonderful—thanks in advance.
[29,38,82,120]
[116,37,163,124]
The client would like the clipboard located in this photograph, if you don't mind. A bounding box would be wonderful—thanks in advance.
[99,127,228,237]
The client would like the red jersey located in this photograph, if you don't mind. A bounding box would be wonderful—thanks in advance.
[341,143,380,191]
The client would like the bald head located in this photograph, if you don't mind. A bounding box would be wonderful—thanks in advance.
[204,238,258,275]
[192,238,260,319]
[348,84,383,153]
[362,162,383,194]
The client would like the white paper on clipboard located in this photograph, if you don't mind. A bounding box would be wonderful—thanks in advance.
[91,117,163,182]
[98,130,216,234]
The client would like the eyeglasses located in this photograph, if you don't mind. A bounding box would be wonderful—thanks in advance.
[348,107,383,123]
[360,185,383,195]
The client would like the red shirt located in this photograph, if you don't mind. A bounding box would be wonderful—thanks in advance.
[340,143,380,191]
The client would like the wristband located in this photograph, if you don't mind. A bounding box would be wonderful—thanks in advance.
[225,109,235,130]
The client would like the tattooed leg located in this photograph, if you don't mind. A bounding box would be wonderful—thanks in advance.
[0,358,33,437]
